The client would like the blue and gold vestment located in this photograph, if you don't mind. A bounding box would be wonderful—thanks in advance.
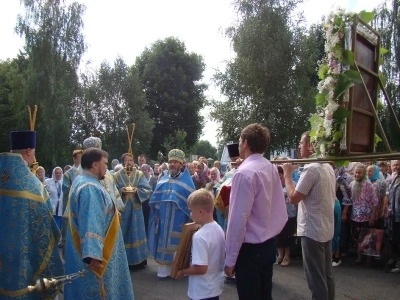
[0,153,63,300]
[64,172,134,300]
[147,168,195,264]
[113,168,152,265]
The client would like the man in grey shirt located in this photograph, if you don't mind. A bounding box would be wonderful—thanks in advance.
[283,131,336,300]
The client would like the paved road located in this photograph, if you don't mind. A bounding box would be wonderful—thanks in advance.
[131,256,400,300]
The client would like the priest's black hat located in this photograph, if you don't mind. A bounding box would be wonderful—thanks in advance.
[10,131,36,150]
[227,143,239,158]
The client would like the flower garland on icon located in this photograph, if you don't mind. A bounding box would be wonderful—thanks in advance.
[309,8,381,158]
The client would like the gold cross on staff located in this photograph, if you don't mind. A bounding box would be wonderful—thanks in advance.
[125,123,136,158]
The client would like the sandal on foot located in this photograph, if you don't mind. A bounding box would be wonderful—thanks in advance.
[277,257,283,264]
[281,259,290,267]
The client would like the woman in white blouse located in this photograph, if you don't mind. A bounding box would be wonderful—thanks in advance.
[44,167,63,232]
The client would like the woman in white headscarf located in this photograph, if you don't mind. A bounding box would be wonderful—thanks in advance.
[44,167,64,233]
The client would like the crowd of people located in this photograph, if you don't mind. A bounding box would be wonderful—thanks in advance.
[1,125,400,300]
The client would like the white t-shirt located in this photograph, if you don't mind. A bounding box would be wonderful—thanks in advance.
[188,221,225,300]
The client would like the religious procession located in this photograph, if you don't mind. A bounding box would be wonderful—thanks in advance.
[2,1,400,300]
[2,119,400,300]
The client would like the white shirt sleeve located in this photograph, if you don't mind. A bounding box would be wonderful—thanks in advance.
[191,235,208,266]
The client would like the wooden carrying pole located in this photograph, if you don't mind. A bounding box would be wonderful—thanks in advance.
[270,152,400,165]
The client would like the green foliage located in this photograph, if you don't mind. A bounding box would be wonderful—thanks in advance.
[161,130,191,156]
[358,11,375,23]
[14,0,86,171]
[191,140,218,160]
[373,1,400,151]
[332,106,351,121]
[334,160,349,167]
[377,99,384,111]
[211,0,321,153]
[342,50,355,66]
[0,58,27,152]
[136,37,207,159]
[343,70,362,82]
[318,64,329,80]
[310,8,376,156]
[333,74,355,99]
[316,89,329,106]
[380,47,389,55]
[71,57,154,160]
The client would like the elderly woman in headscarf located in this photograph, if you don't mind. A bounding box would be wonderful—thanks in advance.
[345,163,379,266]
[206,167,221,192]
[367,164,387,228]
[44,167,64,233]
[191,162,211,190]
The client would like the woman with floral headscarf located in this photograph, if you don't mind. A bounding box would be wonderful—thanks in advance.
[191,162,211,190]
[367,165,387,228]
[345,163,379,266]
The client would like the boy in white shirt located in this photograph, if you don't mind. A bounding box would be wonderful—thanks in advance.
[175,188,225,300]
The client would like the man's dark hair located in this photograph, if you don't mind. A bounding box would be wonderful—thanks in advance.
[81,148,108,170]
[121,153,133,165]
[240,123,271,153]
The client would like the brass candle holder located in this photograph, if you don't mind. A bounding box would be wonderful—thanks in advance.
[123,165,137,193]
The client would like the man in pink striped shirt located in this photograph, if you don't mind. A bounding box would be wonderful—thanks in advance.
[224,123,287,300]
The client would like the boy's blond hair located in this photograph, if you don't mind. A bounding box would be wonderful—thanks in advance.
[188,188,214,213]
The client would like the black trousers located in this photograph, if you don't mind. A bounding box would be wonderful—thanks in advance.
[235,238,276,300]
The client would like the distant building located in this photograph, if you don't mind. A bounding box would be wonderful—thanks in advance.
[220,145,231,172]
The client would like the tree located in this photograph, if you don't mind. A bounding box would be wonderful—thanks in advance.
[211,0,323,154]
[373,0,400,150]
[191,140,218,160]
[0,57,30,152]
[15,0,86,170]
[161,129,191,157]
[136,37,207,159]
[71,57,154,160]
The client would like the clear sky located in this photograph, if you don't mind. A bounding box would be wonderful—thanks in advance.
[0,0,379,146]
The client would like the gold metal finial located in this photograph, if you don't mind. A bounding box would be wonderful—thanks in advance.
[123,123,137,194]
[125,123,136,159]
[27,105,38,131]
[27,105,39,173]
